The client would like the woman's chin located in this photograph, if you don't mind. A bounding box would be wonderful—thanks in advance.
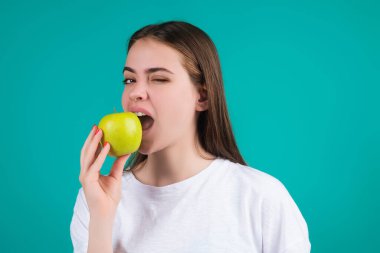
[137,143,154,155]
[137,149,150,155]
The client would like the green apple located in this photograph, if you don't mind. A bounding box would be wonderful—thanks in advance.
[98,112,142,157]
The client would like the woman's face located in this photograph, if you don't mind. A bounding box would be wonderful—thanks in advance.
[122,38,205,155]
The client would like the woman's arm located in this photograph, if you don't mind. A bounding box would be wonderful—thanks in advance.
[87,216,114,253]
[78,126,130,253]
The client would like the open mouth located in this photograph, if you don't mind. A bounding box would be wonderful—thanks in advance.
[138,115,154,131]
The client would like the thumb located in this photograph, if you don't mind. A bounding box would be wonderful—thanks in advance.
[109,154,131,180]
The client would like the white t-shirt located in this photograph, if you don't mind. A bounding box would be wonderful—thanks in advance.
[70,158,311,253]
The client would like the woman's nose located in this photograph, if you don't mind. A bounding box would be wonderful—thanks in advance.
[128,82,148,102]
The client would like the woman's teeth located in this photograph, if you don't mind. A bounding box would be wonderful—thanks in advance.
[134,112,146,117]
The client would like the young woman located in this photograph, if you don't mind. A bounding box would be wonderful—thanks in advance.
[71,21,311,253]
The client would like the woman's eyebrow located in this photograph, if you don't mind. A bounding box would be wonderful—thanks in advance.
[122,66,174,74]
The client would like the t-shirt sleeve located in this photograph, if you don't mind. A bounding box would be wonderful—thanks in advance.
[260,179,311,253]
[70,188,89,253]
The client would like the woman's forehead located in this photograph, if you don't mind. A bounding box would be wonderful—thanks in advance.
[125,38,184,73]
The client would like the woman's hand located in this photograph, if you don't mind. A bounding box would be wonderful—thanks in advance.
[79,125,131,220]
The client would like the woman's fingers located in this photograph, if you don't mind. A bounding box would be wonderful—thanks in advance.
[83,129,103,170]
[79,125,130,186]
[95,143,102,158]
[89,142,111,173]
[80,125,97,168]
[109,154,131,180]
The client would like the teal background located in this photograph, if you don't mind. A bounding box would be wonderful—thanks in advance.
[0,0,378,252]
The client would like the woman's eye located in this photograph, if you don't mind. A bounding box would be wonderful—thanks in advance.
[122,78,135,85]
[152,78,168,83]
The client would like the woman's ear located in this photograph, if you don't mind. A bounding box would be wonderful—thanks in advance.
[196,85,208,111]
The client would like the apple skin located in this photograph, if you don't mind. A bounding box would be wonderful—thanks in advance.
[98,112,142,157]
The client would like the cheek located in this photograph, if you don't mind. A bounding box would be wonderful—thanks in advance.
[163,89,196,125]
[121,89,129,111]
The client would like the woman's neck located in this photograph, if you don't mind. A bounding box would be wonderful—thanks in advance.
[132,138,215,187]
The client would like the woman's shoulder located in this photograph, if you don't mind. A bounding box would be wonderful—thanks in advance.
[220,158,292,200]
[222,159,310,250]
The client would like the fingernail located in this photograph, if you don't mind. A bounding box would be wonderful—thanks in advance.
[104,142,108,147]
[95,128,101,135]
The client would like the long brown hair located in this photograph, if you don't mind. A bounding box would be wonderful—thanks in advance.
[124,21,246,170]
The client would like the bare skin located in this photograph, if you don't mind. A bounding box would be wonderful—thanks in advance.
[130,136,215,187]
